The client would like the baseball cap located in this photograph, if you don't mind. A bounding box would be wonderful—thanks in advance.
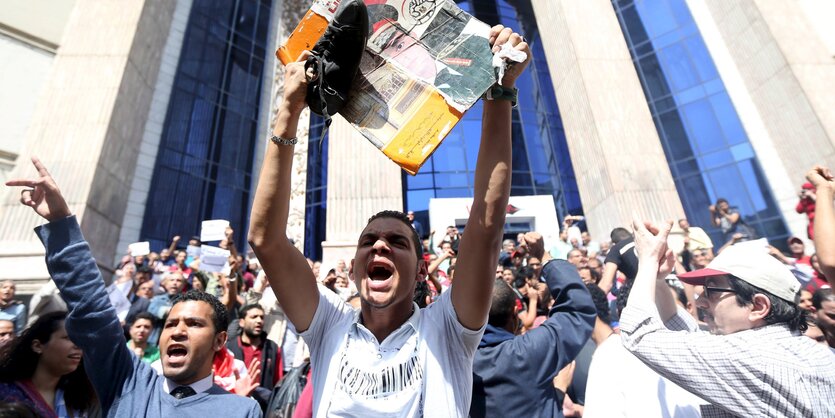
[787,236,804,245]
[677,244,799,302]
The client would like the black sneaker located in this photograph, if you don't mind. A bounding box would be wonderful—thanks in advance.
[306,0,369,124]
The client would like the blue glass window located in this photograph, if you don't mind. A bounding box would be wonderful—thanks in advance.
[141,0,273,252]
[613,0,788,246]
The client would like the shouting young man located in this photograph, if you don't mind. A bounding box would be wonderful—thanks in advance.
[248,25,530,417]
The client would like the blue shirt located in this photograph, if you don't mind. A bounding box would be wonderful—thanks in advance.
[37,216,261,417]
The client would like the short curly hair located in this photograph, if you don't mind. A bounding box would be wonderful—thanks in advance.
[366,210,423,259]
[172,290,229,334]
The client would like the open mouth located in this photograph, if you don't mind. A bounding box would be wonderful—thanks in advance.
[367,261,394,281]
[166,344,188,361]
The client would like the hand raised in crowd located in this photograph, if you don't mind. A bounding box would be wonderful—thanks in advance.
[520,231,544,260]
[234,359,261,397]
[489,24,531,88]
[806,165,834,191]
[5,157,71,222]
[632,219,673,270]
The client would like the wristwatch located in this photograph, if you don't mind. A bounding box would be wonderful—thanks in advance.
[482,84,518,107]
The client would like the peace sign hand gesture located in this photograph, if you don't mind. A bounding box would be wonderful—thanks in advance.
[5,156,71,222]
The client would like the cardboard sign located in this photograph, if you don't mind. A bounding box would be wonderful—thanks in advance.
[200,219,230,242]
[106,281,132,321]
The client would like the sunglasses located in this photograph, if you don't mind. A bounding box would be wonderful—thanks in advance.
[703,286,738,301]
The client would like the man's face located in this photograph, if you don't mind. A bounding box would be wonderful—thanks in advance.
[407,212,415,221]
[502,269,514,285]
[161,301,225,385]
[559,230,568,241]
[188,239,201,247]
[502,241,515,252]
[136,281,154,299]
[581,232,591,245]
[718,201,729,212]
[567,250,587,268]
[160,249,170,259]
[0,320,13,345]
[336,274,349,288]
[599,241,610,253]
[129,318,154,344]
[528,257,542,276]
[0,281,15,302]
[816,300,835,334]
[337,259,347,271]
[351,217,424,311]
[691,251,709,269]
[240,308,264,338]
[164,274,185,295]
[312,262,321,278]
[578,268,593,284]
[175,252,186,264]
[798,290,813,312]
[495,266,503,280]
[789,241,804,255]
[695,276,754,335]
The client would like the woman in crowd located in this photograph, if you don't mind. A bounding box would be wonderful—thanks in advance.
[0,312,97,417]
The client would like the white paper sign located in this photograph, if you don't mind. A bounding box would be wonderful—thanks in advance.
[200,245,230,273]
[128,241,150,257]
[200,219,230,242]
[186,245,202,259]
[106,282,132,321]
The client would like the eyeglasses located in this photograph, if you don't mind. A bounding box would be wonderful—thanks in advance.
[703,286,737,301]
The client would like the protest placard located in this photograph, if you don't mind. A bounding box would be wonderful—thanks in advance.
[128,241,150,257]
[200,219,229,242]
[278,0,497,174]
[200,245,230,273]
[106,281,132,322]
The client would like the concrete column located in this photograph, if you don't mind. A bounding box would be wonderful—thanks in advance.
[695,0,835,240]
[0,0,176,291]
[320,116,403,276]
[530,0,685,239]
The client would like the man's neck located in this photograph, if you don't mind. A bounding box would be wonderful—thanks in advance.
[241,332,262,347]
[0,299,10,308]
[360,300,414,343]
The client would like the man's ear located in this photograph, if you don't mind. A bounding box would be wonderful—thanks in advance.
[416,259,428,283]
[31,339,44,354]
[238,317,245,329]
[348,259,355,281]
[749,293,771,322]
[214,330,228,352]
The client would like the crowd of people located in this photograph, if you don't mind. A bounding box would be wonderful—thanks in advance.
[1,21,835,418]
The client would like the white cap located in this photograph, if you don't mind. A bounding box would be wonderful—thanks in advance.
[677,244,800,302]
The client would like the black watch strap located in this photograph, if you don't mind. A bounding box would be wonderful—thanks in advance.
[482,84,518,107]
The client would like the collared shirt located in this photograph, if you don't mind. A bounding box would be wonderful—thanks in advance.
[301,285,483,417]
[620,304,835,417]
[162,373,214,396]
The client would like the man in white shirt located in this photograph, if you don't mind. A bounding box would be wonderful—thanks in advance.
[248,24,530,417]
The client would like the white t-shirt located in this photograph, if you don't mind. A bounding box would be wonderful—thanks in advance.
[584,334,706,418]
[301,285,483,417]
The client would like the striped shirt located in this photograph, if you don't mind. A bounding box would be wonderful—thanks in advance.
[620,305,835,417]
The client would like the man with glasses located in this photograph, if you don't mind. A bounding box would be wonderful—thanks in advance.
[619,220,835,417]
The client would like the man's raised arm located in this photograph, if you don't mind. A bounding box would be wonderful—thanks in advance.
[452,26,530,330]
[248,52,319,332]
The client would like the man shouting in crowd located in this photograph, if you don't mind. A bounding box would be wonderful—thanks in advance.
[248,25,530,416]
[6,158,261,417]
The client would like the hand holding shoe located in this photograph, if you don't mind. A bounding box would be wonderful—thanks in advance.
[282,51,312,115]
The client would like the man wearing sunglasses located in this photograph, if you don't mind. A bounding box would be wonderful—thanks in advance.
[619,220,835,417]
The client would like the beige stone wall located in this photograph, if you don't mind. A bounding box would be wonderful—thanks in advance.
[530,0,685,239]
[698,0,835,240]
[0,0,175,290]
[320,116,403,276]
